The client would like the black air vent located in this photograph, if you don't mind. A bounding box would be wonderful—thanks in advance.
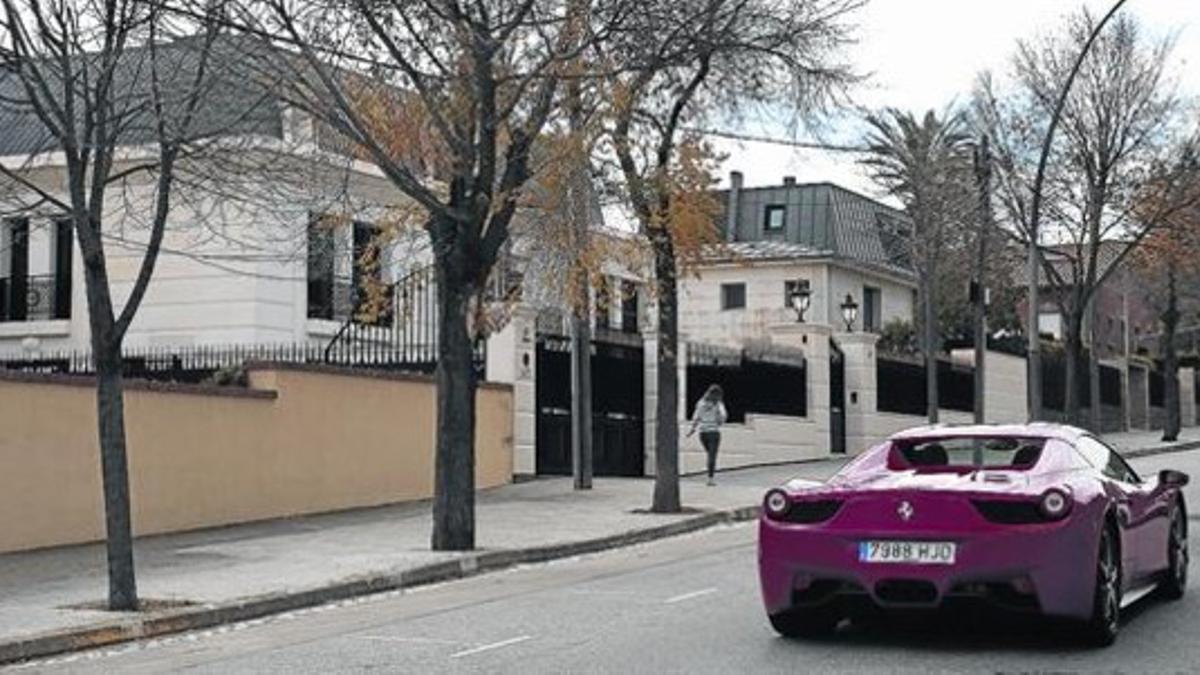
[972,500,1043,524]
[781,500,842,524]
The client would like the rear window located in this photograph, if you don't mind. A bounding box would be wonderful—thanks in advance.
[891,437,1046,470]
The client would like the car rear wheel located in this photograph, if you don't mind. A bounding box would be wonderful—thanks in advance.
[1161,505,1188,600]
[1081,526,1120,647]
[768,607,840,638]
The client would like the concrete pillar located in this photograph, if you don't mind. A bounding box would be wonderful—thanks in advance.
[1180,367,1196,428]
[1128,358,1151,430]
[643,330,659,476]
[769,322,831,448]
[835,332,879,454]
[487,305,538,476]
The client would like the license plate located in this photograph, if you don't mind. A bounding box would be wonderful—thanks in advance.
[858,540,956,564]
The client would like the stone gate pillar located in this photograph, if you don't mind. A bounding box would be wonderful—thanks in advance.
[769,322,831,451]
[643,329,658,476]
[487,305,538,476]
[1180,367,1196,428]
[835,332,879,454]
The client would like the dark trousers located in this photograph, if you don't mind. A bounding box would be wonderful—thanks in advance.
[699,431,720,478]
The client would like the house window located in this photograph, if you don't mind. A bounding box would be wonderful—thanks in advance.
[721,283,746,310]
[307,214,392,325]
[863,286,882,332]
[306,214,337,320]
[0,218,28,322]
[620,280,639,334]
[764,205,785,232]
[352,220,391,326]
[52,219,72,320]
[595,276,611,330]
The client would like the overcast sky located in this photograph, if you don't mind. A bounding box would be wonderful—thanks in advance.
[710,0,1200,201]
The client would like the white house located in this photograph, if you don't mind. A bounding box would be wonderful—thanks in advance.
[0,42,423,359]
[679,174,917,347]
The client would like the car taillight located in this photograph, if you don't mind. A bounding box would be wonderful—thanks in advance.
[764,489,790,519]
[972,491,1073,524]
[763,491,841,524]
[1038,488,1072,520]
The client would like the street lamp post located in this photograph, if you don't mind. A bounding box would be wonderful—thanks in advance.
[1025,0,1130,423]
[789,280,812,323]
[840,293,859,333]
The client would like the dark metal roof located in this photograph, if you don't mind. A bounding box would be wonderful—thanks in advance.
[717,180,914,278]
[0,36,283,158]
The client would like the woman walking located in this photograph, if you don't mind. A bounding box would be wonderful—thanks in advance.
[689,384,728,486]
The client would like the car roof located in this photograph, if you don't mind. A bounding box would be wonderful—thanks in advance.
[888,422,1088,443]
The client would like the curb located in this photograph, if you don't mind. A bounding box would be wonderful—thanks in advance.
[0,504,760,666]
[1121,440,1200,459]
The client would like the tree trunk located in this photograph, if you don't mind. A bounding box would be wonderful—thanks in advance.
[1163,267,1181,442]
[567,74,592,491]
[571,311,593,490]
[95,346,138,611]
[1063,306,1085,425]
[651,231,681,513]
[1088,297,1101,432]
[79,216,139,612]
[431,264,477,551]
[922,272,939,424]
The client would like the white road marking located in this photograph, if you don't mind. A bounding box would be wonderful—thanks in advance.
[355,635,460,645]
[449,635,532,658]
[664,587,718,604]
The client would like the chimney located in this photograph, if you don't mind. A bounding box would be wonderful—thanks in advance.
[782,176,796,187]
[726,171,743,241]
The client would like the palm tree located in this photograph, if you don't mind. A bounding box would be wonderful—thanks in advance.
[861,108,973,423]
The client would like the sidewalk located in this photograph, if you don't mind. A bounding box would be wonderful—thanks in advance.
[1102,427,1200,457]
[0,459,847,664]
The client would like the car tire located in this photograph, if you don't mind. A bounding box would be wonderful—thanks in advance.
[1081,525,1121,647]
[1161,504,1188,600]
[768,607,840,638]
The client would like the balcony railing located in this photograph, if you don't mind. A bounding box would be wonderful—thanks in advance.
[0,274,68,322]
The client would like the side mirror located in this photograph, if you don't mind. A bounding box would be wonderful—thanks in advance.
[1159,469,1190,489]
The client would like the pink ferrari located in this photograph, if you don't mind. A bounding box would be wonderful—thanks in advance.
[758,424,1189,646]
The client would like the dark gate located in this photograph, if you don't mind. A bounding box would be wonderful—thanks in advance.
[591,339,645,477]
[535,335,572,475]
[830,340,846,454]
[535,335,644,477]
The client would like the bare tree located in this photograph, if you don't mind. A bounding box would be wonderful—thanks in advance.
[603,0,860,512]
[0,2,238,609]
[1133,156,1200,441]
[232,0,612,549]
[977,8,1191,426]
[861,108,973,424]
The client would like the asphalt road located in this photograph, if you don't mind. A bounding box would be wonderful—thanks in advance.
[14,449,1200,675]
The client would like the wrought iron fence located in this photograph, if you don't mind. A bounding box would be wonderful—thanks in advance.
[1040,351,1125,412]
[0,338,486,385]
[876,355,974,416]
[686,342,806,423]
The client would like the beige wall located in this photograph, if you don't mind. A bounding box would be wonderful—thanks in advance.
[0,364,512,553]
